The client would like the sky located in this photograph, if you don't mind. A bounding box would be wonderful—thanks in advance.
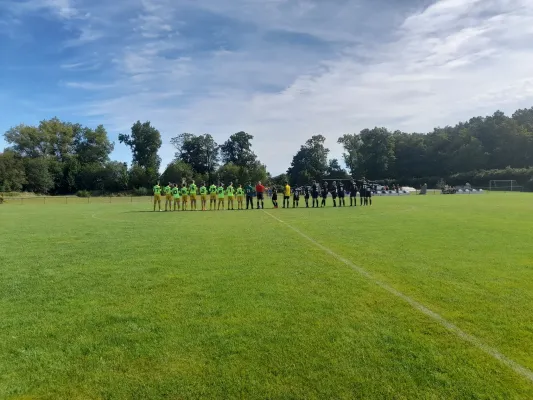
[1,0,533,174]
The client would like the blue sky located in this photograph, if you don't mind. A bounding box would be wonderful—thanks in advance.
[2,0,533,174]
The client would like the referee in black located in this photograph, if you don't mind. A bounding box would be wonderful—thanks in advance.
[321,181,328,207]
[331,181,338,207]
[338,181,345,206]
[304,185,310,208]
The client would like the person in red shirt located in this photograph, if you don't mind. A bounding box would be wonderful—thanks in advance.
[255,181,265,209]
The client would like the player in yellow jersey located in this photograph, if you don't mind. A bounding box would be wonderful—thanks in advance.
[226,182,235,210]
[172,184,181,211]
[153,182,162,211]
[217,183,225,210]
[189,180,198,211]
[236,184,244,210]
[180,183,189,211]
[163,182,172,211]
[209,183,217,210]
[199,182,208,211]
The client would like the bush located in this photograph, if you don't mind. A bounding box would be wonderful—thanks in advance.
[76,190,91,198]
[132,187,149,196]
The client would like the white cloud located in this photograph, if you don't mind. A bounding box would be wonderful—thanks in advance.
[7,0,533,174]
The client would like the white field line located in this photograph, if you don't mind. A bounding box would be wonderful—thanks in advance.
[263,210,533,384]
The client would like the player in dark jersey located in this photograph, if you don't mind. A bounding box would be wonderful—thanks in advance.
[350,180,358,207]
[271,186,278,208]
[311,180,319,208]
[331,181,338,207]
[338,182,345,206]
[367,184,373,206]
[304,185,310,208]
[361,179,366,206]
[293,186,300,208]
[321,181,328,207]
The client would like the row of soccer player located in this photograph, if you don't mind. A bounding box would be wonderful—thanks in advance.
[151,180,374,211]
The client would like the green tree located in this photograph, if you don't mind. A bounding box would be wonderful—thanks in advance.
[160,161,194,185]
[0,151,27,192]
[220,131,257,168]
[326,158,349,180]
[119,121,162,179]
[24,158,54,193]
[170,133,219,179]
[216,163,241,184]
[337,134,362,176]
[74,124,114,165]
[359,128,395,178]
[287,135,329,185]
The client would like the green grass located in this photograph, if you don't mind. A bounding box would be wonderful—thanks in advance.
[1,193,533,399]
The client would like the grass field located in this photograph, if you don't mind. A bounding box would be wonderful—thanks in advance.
[1,193,533,399]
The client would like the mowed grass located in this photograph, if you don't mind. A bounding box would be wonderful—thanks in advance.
[1,194,533,399]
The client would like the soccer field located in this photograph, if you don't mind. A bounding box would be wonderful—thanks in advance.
[1,194,533,399]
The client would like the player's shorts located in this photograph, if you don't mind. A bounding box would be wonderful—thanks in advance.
[312,192,319,199]
[201,194,207,201]
[173,196,180,202]
[218,196,225,201]
[350,192,357,197]
[237,195,244,201]
[272,195,278,201]
[227,195,234,200]
[332,194,337,199]
[166,194,172,200]
[210,194,217,200]
[367,190,372,198]
[339,193,345,198]
[154,194,161,202]
[189,194,196,201]
[257,192,264,200]
[182,195,188,201]
[293,196,299,201]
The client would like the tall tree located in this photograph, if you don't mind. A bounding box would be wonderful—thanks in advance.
[170,133,219,179]
[0,151,27,191]
[74,124,114,165]
[119,121,162,172]
[326,158,349,180]
[160,160,194,184]
[358,128,395,178]
[24,157,54,193]
[287,135,329,185]
[337,134,362,176]
[220,131,257,167]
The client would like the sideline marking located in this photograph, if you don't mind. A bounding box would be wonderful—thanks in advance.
[263,210,533,384]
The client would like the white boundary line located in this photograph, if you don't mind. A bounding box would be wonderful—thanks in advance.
[263,210,533,384]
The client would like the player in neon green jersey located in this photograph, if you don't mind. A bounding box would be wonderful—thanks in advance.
[172,184,181,211]
[199,182,208,211]
[226,182,235,210]
[153,182,162,211]
[180,183,189,211]
[189,180,198,211]
[163,183,172,211]
[236,184,244,210]
[209,183,217,210]
[217,183,225,210]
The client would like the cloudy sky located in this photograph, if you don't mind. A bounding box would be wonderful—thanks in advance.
[1,0,533,174]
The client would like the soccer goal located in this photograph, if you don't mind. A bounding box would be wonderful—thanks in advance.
[488,180,522,192]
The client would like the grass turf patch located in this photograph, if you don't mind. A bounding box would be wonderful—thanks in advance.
[1,194,532,399]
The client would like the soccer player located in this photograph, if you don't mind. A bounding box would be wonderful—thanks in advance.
[360,179,366,206]
[209,182,217,210]
[189,180,198,211]
[181,182,189,211]
[367,183,373,206]
[304,185,310,208]
[283,182,291,208]
[331,181,338,207]
[200,182,208,211]
[245,181,254,209]
[164,182,172,211]
[256,181,265,209]
[226,182,235,210]
[293,186,300,208]
[153,181,162,211]
[271,186,278,208]
[236,184,244,210]
[338,182,345,207]
[350,179,358,207]
[172,183,181,211]
[321,181,328,207]
[311,180,319,208]
[217,183,225,210]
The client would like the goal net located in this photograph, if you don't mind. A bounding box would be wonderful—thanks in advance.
[488,180,522,192]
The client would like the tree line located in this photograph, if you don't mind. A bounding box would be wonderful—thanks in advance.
[2,106,533,195]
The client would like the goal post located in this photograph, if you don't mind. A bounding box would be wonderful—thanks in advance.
[488,180,522,192]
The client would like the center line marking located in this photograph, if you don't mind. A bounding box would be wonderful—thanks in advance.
[263,210,533,384]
